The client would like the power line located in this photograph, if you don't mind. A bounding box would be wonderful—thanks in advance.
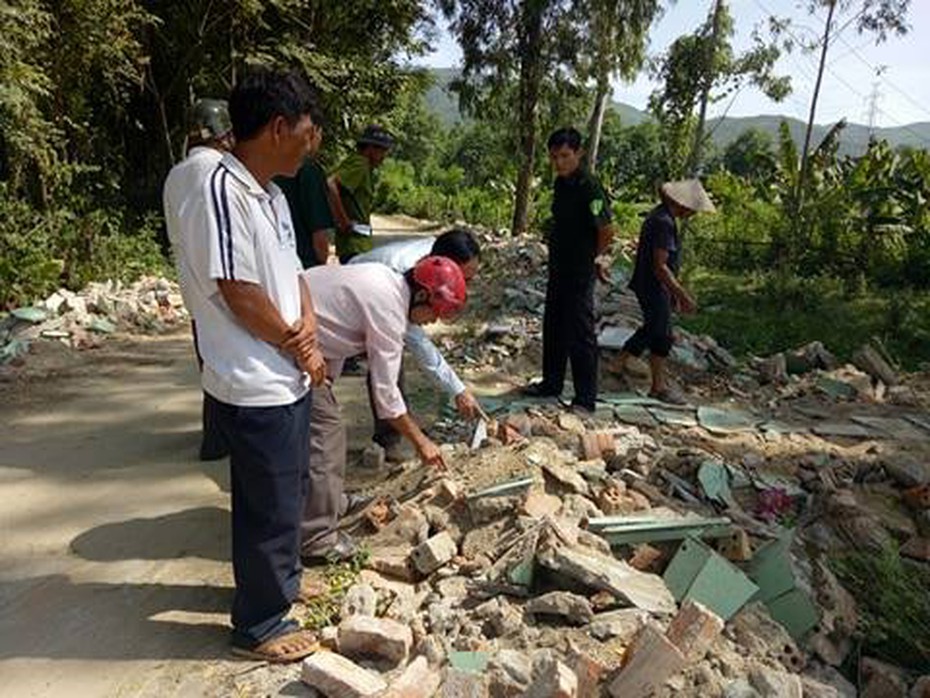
[750,0,930,146]
[833,33,930,122]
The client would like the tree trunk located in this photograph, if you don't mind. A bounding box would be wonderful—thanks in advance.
[586,72,610,173]
[686,0,725,176]
[796,0,836,214]
[511,0,546,236]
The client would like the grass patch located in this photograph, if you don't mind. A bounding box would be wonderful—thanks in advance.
[831,545,930,672]
[299,549,370,631]
[680,269,930,370]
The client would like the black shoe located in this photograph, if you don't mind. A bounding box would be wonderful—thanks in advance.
[301,532,358,566]
[522,382,560,398]
[570,402,596,416]
[343,492,373,517]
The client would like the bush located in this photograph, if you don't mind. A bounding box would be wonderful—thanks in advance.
[0,183,169,308]
[832,545,930,672]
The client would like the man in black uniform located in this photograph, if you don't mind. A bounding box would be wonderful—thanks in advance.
[614,179,715,404]
[524,127,615,412]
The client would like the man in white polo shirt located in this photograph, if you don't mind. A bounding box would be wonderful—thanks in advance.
[163,98,235,461]
[185,69,325,663]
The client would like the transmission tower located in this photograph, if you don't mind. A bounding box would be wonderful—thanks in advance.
[866,81,881,142]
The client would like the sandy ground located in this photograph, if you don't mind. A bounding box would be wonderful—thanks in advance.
[0,215,444,698]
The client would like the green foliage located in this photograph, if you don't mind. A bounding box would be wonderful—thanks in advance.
[679,269,930,369]
[0,0,432,308]
[832,545,930,672]
[299,550,371,631]
[0,181,168,308]
[719,127,777,181]
[649,0,790,177]
[597,113,667,199]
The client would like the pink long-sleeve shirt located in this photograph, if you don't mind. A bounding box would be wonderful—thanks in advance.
[302,263,410,419]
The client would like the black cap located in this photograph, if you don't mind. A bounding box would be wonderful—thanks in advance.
[357,124,395,149]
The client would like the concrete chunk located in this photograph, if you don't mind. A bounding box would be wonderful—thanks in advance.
[301,652,387,697]
[338,615,413,665]
[410,531,458,575]
[527,653,578,698]
[442,668,489,697]
[382,656,442,698]
[525,591,594,625]
[537,544,676,615]
[749,665,802,698]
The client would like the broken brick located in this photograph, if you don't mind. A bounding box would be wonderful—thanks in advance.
[301,652,387,697]
[901,536,930,562]
[410,531,458,575]
[665,599,724,663]
[718,528,753,562]
[522,489,563,519]
[607,623,686,698]
[904,485,930,510]
[364,499,392,531]
[628,544,664,572]
[498,422,526,446]
[338,615,413,665]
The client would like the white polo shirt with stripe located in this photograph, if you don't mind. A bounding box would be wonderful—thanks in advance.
[186,152,308,406]
[164,146,224,316]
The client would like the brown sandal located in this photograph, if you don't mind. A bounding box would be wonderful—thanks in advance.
[231,629,320,663]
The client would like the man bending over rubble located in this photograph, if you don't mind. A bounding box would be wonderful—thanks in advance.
[613,179,715,404]
[349,228,484,462]
[299,256,468,564]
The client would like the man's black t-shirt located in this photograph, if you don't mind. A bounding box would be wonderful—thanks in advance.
[549,169,612,280]
[630,204,679,296]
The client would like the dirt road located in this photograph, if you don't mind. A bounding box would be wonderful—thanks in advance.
[0,215,444,697]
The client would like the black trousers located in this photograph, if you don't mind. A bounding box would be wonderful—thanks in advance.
[192,320,229,460]
[542,272,598,409]
[207,391,311,648]
[366,360,406,449]
[622,289,673,358]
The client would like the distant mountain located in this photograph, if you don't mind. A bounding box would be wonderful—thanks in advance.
[422,67,929,155]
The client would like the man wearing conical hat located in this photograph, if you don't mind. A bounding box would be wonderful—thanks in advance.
[613,179,715,404]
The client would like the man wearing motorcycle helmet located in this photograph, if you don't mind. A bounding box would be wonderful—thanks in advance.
[298,256,466,564]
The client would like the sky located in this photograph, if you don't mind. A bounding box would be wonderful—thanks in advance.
[417,0,930,129]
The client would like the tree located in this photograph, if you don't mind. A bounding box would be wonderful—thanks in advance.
[794,0,911,213]
[649,0,790,178]
[596,112,667,198]
[722,127,777,181]
[577,0,663,172]
[438,0,582,235]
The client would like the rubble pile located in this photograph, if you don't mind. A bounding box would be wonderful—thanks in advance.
[295,375,930,697]
[1,277,187,364]
[433,231,736,383]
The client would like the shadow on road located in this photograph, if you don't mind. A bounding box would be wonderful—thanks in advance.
[70,506,229,562]
[0,574,232,660]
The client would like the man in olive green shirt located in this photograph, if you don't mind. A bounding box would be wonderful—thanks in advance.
[328,124,394,263]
